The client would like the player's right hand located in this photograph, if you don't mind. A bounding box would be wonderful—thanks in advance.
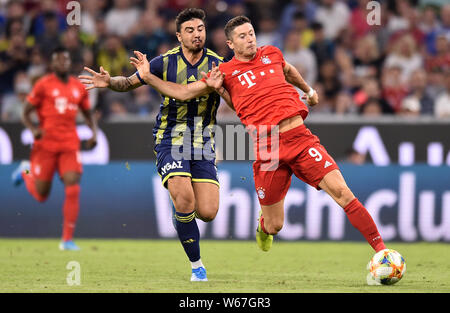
[79,66,111,90]
[31,128,43,140]
[201,62,225,90]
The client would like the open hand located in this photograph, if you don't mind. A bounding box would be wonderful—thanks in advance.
[79,67,111,90]
[129,51,150,83]
[201,62,225,90]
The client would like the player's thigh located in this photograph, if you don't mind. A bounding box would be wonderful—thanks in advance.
[192,182,219,222]
[167,176,195,213]
[58,150,82,186]
[260,198,285,234]
[253,160,292,207]
[318,169,355,208]
[30,145,56,196]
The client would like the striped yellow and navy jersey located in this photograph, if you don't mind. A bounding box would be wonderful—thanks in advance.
[149,46,224,154]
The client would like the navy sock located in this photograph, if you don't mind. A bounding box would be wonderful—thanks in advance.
[175,211,200,262]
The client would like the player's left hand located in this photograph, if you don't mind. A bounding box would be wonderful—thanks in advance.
[130,51,150,83]
[85,136,97,149]
[306,90,319,107]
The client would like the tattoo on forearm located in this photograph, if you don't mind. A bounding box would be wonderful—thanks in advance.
[109,76,135,92]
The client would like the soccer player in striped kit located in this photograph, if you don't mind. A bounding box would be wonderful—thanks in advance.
[80,9,227,281]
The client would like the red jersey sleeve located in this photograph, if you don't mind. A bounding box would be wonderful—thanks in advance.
[26,79,45,107]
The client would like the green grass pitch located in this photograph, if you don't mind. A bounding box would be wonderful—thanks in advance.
[0,239,449,293]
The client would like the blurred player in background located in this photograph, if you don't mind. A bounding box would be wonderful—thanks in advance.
[130,15,387,256]
[80,8,226,282]
[12,47,98,251]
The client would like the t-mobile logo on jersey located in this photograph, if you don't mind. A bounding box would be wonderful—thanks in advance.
[238,70,257,88]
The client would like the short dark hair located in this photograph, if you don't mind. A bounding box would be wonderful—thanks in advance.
[175,8,206,32]
[224,16,252,39]
[52,46,69,55]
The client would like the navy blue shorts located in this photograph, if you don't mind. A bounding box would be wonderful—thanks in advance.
[155,145,219,188]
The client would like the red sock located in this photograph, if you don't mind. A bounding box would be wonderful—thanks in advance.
[259,215,268,234]
[344,198,386,252]
[22,172,47,202]
[62,185,80,241]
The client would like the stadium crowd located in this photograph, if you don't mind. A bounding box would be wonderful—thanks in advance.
[0,0,449,122]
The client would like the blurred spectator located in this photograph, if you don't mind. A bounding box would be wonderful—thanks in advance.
[381,65,409,112]
[256,14,278,47]
[80,0,102,36]
[129,10,168,60]
[353,78,393,114]
[96,34,133,77]
[61,27,85,75]
[282,29,317,86]
[309,22,335,65]
[399,69,434,115]
[352,34,384,86]
[434,71,450,118]
[425,34,450,73]
[335,91,357,114]
[288,11,315,49]
[349,0,373,40]
[425,3,450,55]
[315,0,351,40]
[27,47,47,83]
[105,0,141,38]
[279,0,318,39]
[317,60,341,110]
[384,33,423,84]
[210,27,233,61]
[1,71,30,121]
[360,97,383,116]
[32,0,67,37]
[36,11,62,60]
[0,32,30,97]
[132,85,160,118]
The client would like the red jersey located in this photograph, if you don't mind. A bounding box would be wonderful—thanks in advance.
[26,73,90,152]
[219,45,308,127]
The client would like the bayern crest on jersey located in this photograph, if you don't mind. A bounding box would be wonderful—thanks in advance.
[257,187,266,199]
[261,56,271,64]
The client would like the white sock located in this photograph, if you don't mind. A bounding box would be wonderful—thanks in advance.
[191,259,204,269]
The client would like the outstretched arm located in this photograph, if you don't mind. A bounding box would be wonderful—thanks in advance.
[283,62,318,106]
[79,66,142,92]
[130,50,225,101]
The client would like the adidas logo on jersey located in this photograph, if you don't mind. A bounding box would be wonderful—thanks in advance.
[231,70,241,76]
[188,75,196,82]
[324,161,333,168]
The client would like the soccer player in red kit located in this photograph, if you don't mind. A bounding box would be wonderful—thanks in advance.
[130,16,387,254]
[12,47,97,251]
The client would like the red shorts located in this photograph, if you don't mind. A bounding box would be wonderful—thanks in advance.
[30,145,82,181]
[253,124,339,206]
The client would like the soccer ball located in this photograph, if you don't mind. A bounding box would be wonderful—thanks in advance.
[367,249,406,285]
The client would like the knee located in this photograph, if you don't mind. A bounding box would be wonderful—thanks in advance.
[196,205,219,222]
[172,193,196,213]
